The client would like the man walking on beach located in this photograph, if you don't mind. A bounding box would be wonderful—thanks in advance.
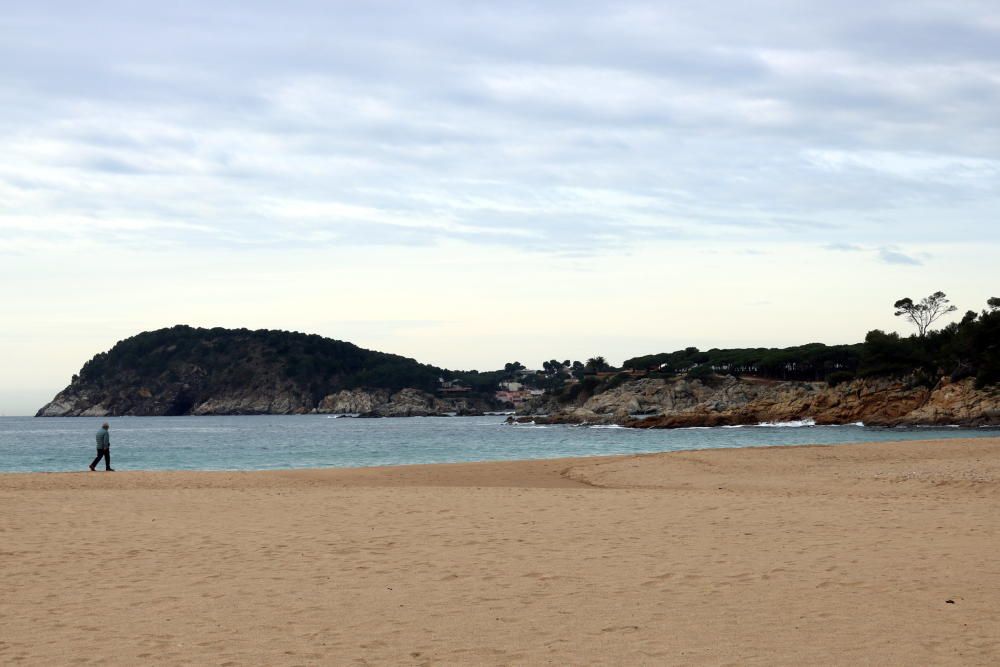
[89,422,114,471]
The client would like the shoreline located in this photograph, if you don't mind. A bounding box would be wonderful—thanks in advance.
[2,429,1000,478]
[3,437,999,665]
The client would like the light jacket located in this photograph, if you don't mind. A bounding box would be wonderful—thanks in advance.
[95,428,110,450]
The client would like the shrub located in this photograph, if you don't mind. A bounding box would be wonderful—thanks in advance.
[685,364,714,381]
[826,370,855,387]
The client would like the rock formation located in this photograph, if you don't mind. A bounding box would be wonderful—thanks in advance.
[516,375,1000,428]
[315,388,483,417]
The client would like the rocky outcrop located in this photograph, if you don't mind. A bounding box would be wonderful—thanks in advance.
[38,383,490,418]
[189,390,314,416]
[315,388,479,417]
[318,389,392,415]
[516,375,1000,428]
[37,380,317,416]
[38,381,491,418]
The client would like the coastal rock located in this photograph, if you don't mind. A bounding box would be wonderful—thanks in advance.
[901,379,1000,426]
[379,388,441,417]
[316,388,463,417]
[317,389,392,414]
[190,389,314,415]
[38,381,491,419]
[36,397,87,418]
[36,387,112,417]
[520,375,1000,429]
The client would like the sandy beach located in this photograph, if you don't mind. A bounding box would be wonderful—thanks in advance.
[2,437,999,665]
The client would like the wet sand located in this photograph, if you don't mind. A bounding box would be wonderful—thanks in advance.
[2,437,999,665]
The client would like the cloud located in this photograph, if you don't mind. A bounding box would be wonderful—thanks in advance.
[824,242,864,252]
[0,0,998,257]
[822,242,925,267]
[878,247,923,266]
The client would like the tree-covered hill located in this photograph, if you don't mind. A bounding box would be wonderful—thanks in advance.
[622,296,1000,389]
[41,325,487,416]
[81,325,445,394]
[622,343,864,382]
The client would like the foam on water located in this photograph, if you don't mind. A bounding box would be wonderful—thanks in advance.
[757,418,817,428]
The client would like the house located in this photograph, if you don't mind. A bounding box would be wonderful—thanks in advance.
[437,379,471,394]
[495,389,535,406]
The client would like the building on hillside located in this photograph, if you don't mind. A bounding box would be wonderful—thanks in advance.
[437,379,472,395]
[495,389,535,406]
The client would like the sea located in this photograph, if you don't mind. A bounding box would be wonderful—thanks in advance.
[1,415,998,474]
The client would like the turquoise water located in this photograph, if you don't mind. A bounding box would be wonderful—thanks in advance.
[1,415,998,473]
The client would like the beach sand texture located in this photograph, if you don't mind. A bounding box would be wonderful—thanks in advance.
[2,438,999,665]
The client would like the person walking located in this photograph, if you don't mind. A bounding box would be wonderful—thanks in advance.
[89,422,114,471]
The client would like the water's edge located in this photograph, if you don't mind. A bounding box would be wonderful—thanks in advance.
[2,416,997,474]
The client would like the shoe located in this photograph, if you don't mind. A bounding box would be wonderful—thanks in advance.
[89,465,95,471]
[106,468,115,472]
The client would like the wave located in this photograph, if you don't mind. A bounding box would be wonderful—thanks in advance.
[588,424,626,429]
[812,421,864,427]
[507,421,549,428]
[756,418,816,428]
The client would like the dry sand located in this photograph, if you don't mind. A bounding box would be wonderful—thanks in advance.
[2,437,999,665]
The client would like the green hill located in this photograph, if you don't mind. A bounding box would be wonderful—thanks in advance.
[38,325,476,416]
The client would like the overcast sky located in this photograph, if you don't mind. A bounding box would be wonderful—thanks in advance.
[2,1,998,414]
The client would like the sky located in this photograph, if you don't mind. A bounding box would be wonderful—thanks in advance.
[1,1,998,414]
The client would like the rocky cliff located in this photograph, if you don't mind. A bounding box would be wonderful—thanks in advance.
[39,384,486,418]
[316,388,486,417]
[36,326,498,417]
[516,375,1000,428]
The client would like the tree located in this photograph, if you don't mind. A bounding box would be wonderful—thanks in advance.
[585,356,611,373]
[893,291,957,337]
[988,297,1000,312]
[541,359,562,376]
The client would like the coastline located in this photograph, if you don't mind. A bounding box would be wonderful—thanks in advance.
[15,414,1000,476]
[3,437,999,665]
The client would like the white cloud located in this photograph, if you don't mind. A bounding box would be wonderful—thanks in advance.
[2,0,999,411]
[805,149,1000,184]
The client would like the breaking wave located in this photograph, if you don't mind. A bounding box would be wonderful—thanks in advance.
[757,418,816,428]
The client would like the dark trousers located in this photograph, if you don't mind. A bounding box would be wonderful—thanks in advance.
[90,448,111,470]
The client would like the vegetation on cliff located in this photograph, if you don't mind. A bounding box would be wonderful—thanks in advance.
[520,294,1000,428]
[622,343,863,383]
[49,325,506,416]
[77,325,447,401]
[622,295,999,390]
